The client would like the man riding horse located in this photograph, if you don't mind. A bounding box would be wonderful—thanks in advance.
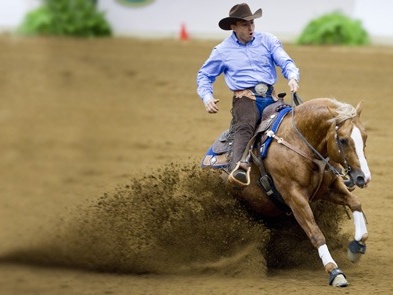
[197,4,372,288]
[197,3,300,186]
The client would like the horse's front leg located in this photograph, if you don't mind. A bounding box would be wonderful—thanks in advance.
[347,210,368,262]
[284,189,349,287]
[329,186,368,263]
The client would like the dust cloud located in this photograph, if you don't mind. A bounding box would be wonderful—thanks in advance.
[1,162,348,277]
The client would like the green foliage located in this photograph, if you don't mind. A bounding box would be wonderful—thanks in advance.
[18,0,112,37]
[297,11,369,46]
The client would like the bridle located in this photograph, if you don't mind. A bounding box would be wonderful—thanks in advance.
[334,124,352,177]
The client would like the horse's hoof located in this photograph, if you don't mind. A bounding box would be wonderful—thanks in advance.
[331,274,349,287]
[329,268,349,287]
[347,249,362,263]
[347,240,366,263]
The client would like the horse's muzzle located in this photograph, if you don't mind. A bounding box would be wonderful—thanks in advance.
[349,169,368,188]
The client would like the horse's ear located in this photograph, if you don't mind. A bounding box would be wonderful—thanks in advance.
[355,101,364,117]
[327,106,337,118]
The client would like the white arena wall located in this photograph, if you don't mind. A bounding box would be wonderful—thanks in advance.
[1,0,392,44]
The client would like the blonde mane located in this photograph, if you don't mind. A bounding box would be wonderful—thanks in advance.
[328,98,357,125]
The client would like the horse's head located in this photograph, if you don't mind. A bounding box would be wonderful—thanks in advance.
[327,101,371,188]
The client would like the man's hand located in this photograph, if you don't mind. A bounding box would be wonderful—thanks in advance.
[288,78,299,93]
[204,98,219,113]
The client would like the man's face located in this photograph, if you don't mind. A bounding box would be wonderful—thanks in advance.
[231,20,255,44]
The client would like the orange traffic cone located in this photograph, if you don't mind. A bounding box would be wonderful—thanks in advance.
[179,23,189,41]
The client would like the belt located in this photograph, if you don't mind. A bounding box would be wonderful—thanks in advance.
[234,83,274,100]
[249,83,273,97]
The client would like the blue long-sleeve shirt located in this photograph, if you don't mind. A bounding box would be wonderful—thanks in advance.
[197,31,300,103]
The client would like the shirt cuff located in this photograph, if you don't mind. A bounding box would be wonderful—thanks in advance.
[202,93,214,105]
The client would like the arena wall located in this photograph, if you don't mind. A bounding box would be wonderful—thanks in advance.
[1,0,392,44]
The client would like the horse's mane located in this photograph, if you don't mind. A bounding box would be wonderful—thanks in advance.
[326,98,357,125]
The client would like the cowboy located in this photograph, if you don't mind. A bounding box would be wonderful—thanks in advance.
[197,3,300,186]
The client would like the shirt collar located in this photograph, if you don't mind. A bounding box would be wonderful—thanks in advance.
[231,32,255,45]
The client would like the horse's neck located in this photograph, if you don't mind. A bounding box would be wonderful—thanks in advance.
[292,105,333,154]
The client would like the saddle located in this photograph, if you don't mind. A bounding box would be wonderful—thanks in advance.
[201,94,291,170]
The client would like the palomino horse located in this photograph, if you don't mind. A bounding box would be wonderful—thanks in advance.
[202,96,371,287]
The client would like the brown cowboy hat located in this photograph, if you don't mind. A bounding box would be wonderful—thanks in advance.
[218,3,262,30]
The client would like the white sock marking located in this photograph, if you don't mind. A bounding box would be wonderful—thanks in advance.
[318,244,337,267]
[353,211,368,241]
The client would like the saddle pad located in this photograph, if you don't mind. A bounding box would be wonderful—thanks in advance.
[201,146,229,169]
[260,107,292,159]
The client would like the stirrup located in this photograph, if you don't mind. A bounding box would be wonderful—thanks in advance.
[228,162,251,187]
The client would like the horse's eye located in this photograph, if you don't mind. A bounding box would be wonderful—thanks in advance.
[339,138,348,145]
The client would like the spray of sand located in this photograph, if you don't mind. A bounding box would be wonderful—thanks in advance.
[1,162,349,277]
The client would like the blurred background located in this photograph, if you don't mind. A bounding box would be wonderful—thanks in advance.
[1,0,393,45]
[1,1,393,294]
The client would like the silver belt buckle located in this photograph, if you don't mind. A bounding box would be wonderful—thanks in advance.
[254,83,268,97]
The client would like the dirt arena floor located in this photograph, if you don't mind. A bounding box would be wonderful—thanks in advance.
[0,35,392,294]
